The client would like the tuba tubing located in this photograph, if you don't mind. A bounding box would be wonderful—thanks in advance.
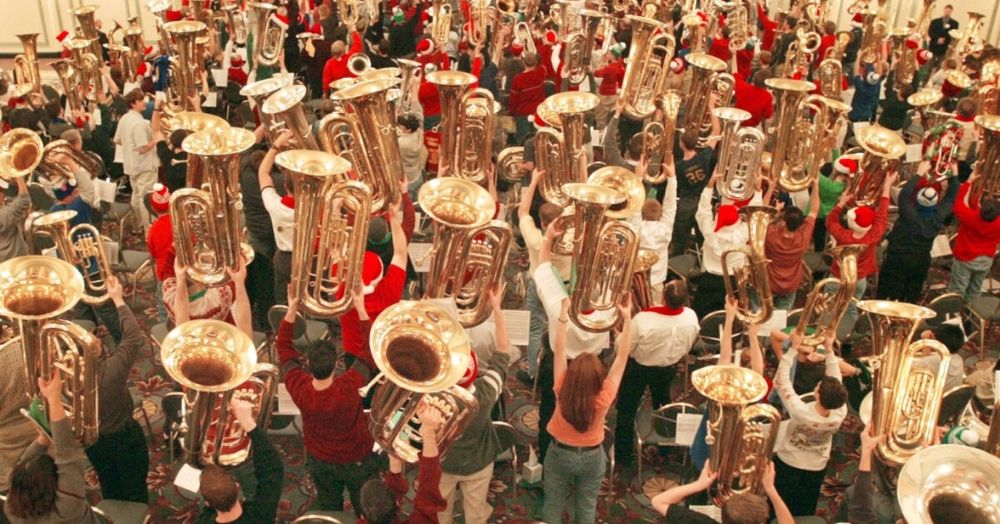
[722,206,777,325]
[30,210,114,305]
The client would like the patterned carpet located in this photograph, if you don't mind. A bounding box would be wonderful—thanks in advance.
[46,222,999,523]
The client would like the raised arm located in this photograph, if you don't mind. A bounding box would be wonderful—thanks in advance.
[651,463,718,516]
[807,173,821,219]
[229,258,253,339]
[389,196,408,270]
[553,299,570,382]
[606,301,634,390]
[519,168,542,220]
[746,320,764,376]
[172,259,190,325]
[719,296,737,366]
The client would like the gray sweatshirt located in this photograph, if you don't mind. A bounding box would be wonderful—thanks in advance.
[96,305,147,435]
[0,193,30,262]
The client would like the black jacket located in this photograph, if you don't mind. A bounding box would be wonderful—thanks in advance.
[195,428,284,524]
[928,17,959,56]
[885,176,960,253]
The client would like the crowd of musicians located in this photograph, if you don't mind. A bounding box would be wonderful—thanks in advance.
[1,0,1000,523]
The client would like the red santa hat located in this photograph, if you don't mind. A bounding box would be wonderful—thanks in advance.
[360,251,385,295]
[916,48,933,66]
[511,42,524,56]
[532,112,548,129]
[150,183,171,214]
[137,62,148,76]
[670,57,687,74]
[696,10,709,25]
[544,29,558,45]
[56,30,70,43]
[905,38,920,50]
[416,39,432,56]
[851,13,864,28]
[714,204,739,232]
[165,8,184,22]
[846,206,876,234]
[834,154,862,175]
[457,352,479,389]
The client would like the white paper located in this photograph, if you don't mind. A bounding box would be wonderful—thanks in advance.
[852,122,870,137]
[426,297,460,318]
[501,309,530,347]
[275,383,300,415]
[905,143,923,163]
[42,247,59,258]
[758,309,788,335]
[981,278,1000,293]
[930,234,952,258]
[211,68,227,87]
[408,242,433,272]
[690,505,723,520]
[202,92,218,108]
[173,463,202,493]
[675,413,702,446]
[95,178,117,203]
[102,240,120,264]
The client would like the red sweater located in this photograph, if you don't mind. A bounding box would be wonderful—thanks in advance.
[509,66,548,116]
[355,455,446,524]
[757,4,778,51]
[953,182,1000,261]
[416,50,451,72]
[339,264,406,357]
[593,60,625,95]
[146,214,175,281]
[709,37,732,62]
[815,34,836,67]
[736,48,754,79]
[826,196,890,280]
[734,75,774,127]
[277,318,375,463]
[418,81,441,117]
[321,32,363,94]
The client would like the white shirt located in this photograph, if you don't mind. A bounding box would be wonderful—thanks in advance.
[261,187,295,252]
[695,187,750,275]
[639,177,678,284]
[629,307,699,367]
[115,110,158,175]
[533,262,609,358]
[773,350,847,471]
[398,130,428,184]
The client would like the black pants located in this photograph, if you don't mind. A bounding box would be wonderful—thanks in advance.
[537,349,556,463]
[772,455,825,517]
[876,247,931,303]
[669,198,700,257]
[692,273,726,318]
[247,243,276,332]
[812,216,829,253]
[614,359,676,465]
[306,452,381,514]
[85,419,150,503]
[273,250,292,306]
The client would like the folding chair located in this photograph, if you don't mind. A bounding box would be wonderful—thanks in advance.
[635,402,701,481]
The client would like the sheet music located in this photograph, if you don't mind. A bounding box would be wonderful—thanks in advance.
[930,234,952,258]
[276,383,300,416]
[676,413,702,446]
[102,241,120,265]
[210,69,227,87]
[408,243,433,272]
[758,309,788,335]
[95,178,117,203]
[202,92,218,108]
[174,463,202,493]
[905,143,923,163]
[501,310,530,347]
[690,505,722,520]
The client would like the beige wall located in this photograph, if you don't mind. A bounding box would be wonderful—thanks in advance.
[824,0,1000,45]
[0,0,161,55]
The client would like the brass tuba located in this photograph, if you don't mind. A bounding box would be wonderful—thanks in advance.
[396,59,423,115]
[418,178,513,327]
[851,125,906,206]
[240,76,293,144]
[639,91,683,185]
[945,11,986,64]
[320,78,403,214]
[0,256,101,445]
[430,0,453,47]
[563,183,639,332]
[454,88,500,184]
[170,127,257,286]
[630,249,659,312]
[620,16,674,119]
[72,5,105,60]
[339,0,361,29]
[248,2,286,67]
[514,22,537,55]
[424,71,474,179]
[692,365,781,505]
[816,57,844,99]
[221,4,249,46]
[969,115,1000,203]
[562,9,607,86]
[261,84,320,150]
[860,300,949,466]
[161,320,279,466]
[859,8,887,64]
[466,0,491,46]
[794,244,867,345]
[51,60,85,115]
[889,28,917,86]
[535,92,599,207]
[764,78,814,192]
[897,445,1000,524]
[274,149,373,318]
[30,210,114,305]
[682,53,734,144]
[714,107,765,202]
[722,206,777,325]
[0,128,44,178]
[796,95,853,192]
[65,38,103,105]
[13,34,43,98]
[163,21,207,116]
[365,301,480,462]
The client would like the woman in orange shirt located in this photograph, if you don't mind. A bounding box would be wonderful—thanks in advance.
[542,299,633,524]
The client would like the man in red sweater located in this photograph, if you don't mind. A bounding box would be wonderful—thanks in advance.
[592,45,625,129]
[757,2,780,51]
[826,171,897,337]
[947,177,1000,300]
[322,33,363,95]
[734,72,774,127]
[277,283,378,515]
[509,53,548,145]
[146,183,174,322]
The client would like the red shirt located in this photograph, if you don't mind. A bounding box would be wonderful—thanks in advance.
[227,66,248,87]
[418,81,441,117]
[593,60,625,95]
[276,318,375,463]
[415,50,451,71]
[339,264,406,357]
[736,48,754,79]
[321,32,363,94]
[509,67,548,116]
[953,182,1000,261]
[146,214,175,281]
[734,75,774,127]
[424,128,441,173]
[757,4,778,51]
[815,34,836,67]
[826,197,890,280]
[709,37,732,62]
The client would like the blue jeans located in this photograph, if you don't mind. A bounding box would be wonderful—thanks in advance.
[823,278,867,340]
[542,445,606,524]
[525,279,547,377]
[947,255,993,301]
[407,172,424,203]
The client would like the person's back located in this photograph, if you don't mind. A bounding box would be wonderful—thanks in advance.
[0,344,34,493]
[953,184,1000,259]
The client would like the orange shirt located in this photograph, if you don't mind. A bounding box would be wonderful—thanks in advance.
[546,375,617,447]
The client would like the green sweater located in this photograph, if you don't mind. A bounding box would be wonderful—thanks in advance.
[818,175,846,218]
[440,351,511,475]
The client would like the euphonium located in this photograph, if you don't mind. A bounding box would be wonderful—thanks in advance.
[164,21,206,116]
[563,183,639,332]
[714,108,765,202]
[514,22,537,56]
[456,89,500,184]
[418,178,513,327]
[0,256,101,445]
[727,3,749,52]
[497,146,526,183]
[348,53,371,76]
[631,249,659,312]
[0,128,43,179]
[535,92,599,207]
[170,127,257,286]
[722,206,777,325]
[364,301,479,462]
[851,125,906,206]
[425,71,476,179]
[816,57,844,99]
[794,244,867,345]
[692,365,780,505]
[221,4,249,45]
[859,9,887,64]
[261,84,320,150]
[240,76,292,144]
[320,78,403,214]
[639,91,683,185]
[620,16,674,119]
[30,210,113,305]
[34,138,103,182]
[274,149,373,318]
[72,5,104,61]
[764,78,815,191]
[682,12,707,53]
[13,34,43,98]
[339,0,361,29]
[248,2,286,67]
[970,115,1000,203]
[889,28,917,86]
[430,0,453,47]
[897,446,1000,524]
[682,53,734,142]
[860,300,949,467]
[161,320,279,466]
[562,9,606,86]
[782,27,822,78]
[466,0,490,46]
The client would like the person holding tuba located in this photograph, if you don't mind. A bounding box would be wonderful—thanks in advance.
[321,37,363,96]
[764,175,821,310]
[945,172,1000,302]
[0,175,30,262]
[591,44,626,130]
[652,462,795,524]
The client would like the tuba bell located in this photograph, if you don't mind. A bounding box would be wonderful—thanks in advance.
[0,256,101,445]
[794,244,868,345]
[639,91,683,185]
[13,34,43,98]
[851,125,906,206]
[273,149,373,318]
[72,5,105,61]
[897,445,1000,524]
[692,365,781,505]
[764,78,814,192]
[248,2,286,67]
[170,127,257,286]
[969,115,1000,203]
[563,183,639,332]
[51,60,85,115]
[163,21,207,116]
[722,206,777,325]
[261,84,320,150]
[0,128,44,179]
[240,76,293,144]
[620,16,674,119]
[348,53,372,77]
[30,210,114,305]
[714,107,765,202]
[161,320,279,466]
[860,300,949,467]
[587,166,645,220]
[365,301,480,462]
[430,0,453,48]
[418,178,513,327]
[682,53,734,143]
[320,78,404,214]
[535,92,600,207]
